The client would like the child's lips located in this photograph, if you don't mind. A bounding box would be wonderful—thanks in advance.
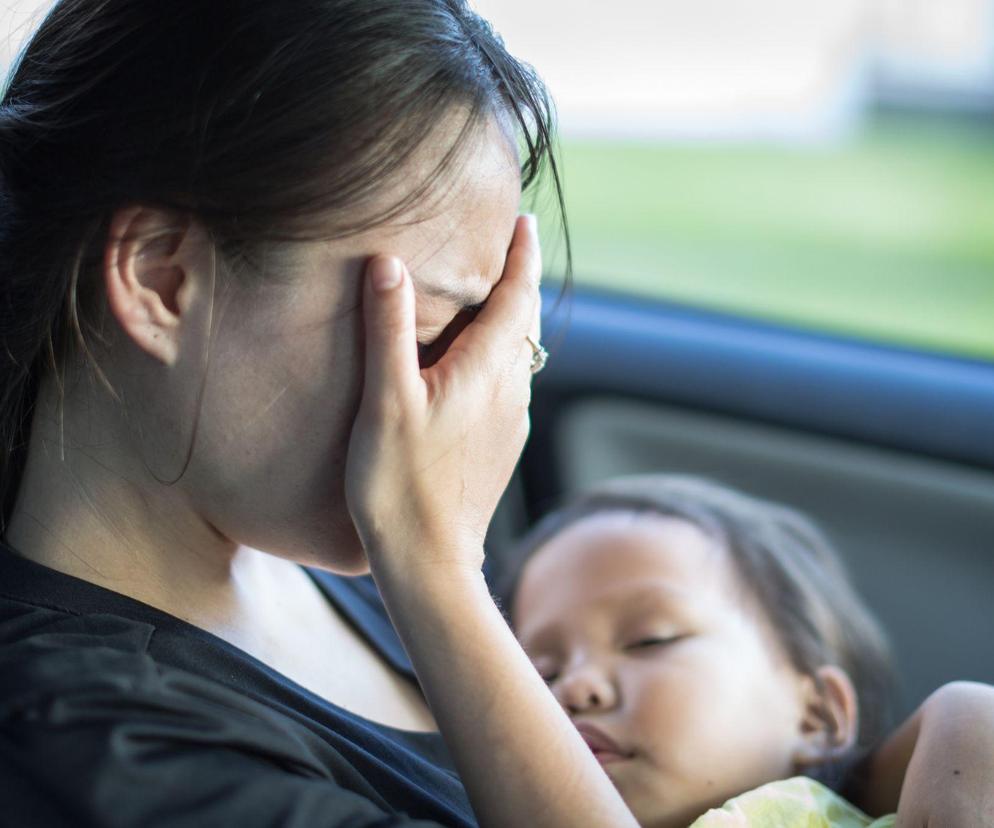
[574,723,633,765]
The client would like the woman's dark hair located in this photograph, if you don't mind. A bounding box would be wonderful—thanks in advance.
[0,0,568,527]
[499,474,897,789]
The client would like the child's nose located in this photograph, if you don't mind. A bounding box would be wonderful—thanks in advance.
[556,666,618,714]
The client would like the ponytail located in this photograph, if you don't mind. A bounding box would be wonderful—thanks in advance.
[0,132,35,528]
[0,99,106,529]
[0,115,59,529]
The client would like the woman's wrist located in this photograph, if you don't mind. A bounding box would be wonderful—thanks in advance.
[367,543,638,828]
[366,541,487,601]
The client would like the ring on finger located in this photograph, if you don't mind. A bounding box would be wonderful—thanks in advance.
[525,335,548,375]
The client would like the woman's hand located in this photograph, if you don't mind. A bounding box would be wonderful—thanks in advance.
[342,216,638,828]
[892,681,994,827]
[345,214,541,579]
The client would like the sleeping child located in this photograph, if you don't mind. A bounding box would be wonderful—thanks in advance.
[499,474,993,827]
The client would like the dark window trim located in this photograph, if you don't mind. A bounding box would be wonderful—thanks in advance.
[535,285,994,471]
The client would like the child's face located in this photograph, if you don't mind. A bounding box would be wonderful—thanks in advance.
[513,511,813,828]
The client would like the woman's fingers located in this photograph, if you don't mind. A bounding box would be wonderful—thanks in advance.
[454,214,541,378]
[360,214,543,418]
[509,285,544,403]
[348,218,544,572]
[361,255,421,412]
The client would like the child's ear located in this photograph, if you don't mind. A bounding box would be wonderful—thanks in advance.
[792,665,859,768]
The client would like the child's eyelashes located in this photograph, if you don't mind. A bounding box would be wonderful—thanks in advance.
[624,635,683,651]
[529,636,684,685]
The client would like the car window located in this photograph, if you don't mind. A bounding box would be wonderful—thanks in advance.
[475,0,994,362]
[6,1,992,361]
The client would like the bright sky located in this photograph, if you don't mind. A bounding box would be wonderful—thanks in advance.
[0,0,48,68]
[4,0,992,141]
[473,0,870,139]
[473,0,994,139]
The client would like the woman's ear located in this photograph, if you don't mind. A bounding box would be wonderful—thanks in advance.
[104,206,211,365]
[793,664,859,768]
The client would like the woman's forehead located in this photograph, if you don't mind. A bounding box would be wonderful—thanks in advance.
[276,119,520,334]
[400,128,521,301]
[351,111,520,288]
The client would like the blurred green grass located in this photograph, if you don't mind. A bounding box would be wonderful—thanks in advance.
[535,115,994,361]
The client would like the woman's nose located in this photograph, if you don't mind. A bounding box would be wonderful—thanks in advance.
[556,666,618,714]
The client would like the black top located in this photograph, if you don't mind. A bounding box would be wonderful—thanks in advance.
[0,542,477,827]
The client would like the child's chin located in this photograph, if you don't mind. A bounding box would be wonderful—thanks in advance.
[616,773,734,828]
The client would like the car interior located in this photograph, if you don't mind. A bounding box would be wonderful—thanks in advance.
[487,284,994,721]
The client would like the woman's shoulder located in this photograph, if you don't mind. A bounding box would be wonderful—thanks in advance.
[0,596,468,827]
[0,595,321,768]
[0,562,475,827]
[0,595,157,707]
[0,551,185,724]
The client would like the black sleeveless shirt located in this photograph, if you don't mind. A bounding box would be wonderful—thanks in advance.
[0,542,476,827]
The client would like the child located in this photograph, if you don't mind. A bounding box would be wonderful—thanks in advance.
[499,474,987,827]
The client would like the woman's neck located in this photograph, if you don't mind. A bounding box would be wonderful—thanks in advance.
[4,379,441,732]
[4,379,287,637]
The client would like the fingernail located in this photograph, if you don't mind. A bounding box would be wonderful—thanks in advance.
[371,257,402,292]
[524,213,538,235]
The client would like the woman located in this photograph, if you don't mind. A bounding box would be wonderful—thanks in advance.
[0,3,987,827]
[0,1,634,825]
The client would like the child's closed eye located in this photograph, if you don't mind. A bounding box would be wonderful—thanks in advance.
[624,635,683,651]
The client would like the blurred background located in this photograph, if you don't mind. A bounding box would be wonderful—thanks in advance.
[470,0,994,362]
[464,0,994,707]
[4,0,993,360]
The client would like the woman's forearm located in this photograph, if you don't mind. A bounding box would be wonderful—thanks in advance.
[373,558,638,828]
[347,229,636,826]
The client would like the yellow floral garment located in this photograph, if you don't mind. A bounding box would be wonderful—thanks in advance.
[690,777,896,827]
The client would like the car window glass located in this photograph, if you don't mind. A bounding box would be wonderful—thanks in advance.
[474,0,994,362]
